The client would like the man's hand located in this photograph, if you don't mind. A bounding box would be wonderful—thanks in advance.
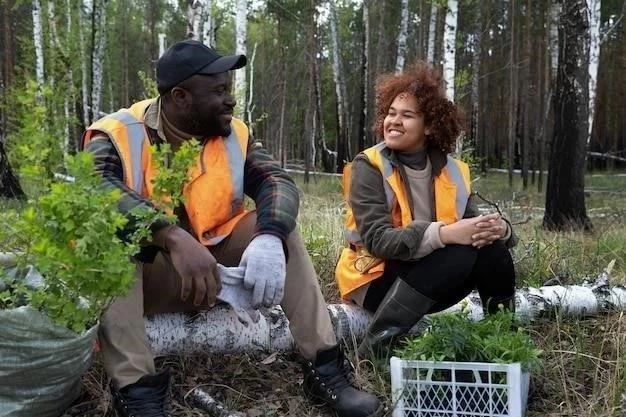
[239,234,286,308]
[440,213,504,248]
[158,226,221,306]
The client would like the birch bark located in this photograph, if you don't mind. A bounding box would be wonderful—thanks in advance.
[587,0,601,141]
[146,264,622,355]
[395,0,409,73]
[443,0,458,102]
[427,1,437,64]
[234,0,247,119]
[32,0,45,88]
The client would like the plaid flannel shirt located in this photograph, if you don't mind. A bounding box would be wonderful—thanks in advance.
[83,100,299,260]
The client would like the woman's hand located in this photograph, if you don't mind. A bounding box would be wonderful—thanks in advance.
[439,213,505,248]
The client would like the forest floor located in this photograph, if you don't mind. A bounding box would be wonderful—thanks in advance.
[64,170,626,416]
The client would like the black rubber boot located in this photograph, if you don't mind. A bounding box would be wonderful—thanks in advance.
[302,345,384,417]
[112,370,171,417]
[482,294,516,315]
[357,277,436,359]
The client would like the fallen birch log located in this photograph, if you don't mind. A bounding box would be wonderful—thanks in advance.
[146,262,620,356]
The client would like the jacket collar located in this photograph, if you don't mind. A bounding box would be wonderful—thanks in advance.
[379,143,447,175]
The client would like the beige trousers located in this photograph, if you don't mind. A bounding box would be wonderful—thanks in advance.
[98,212,337,389]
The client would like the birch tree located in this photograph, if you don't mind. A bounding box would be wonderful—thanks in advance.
[186,0,202,39]
[543,0,593,231]
[200,0,214,46]
[443,0,459,153]
[79,0,90,127]
[234,0,247,119]
[587,0,601,141]
[90,0,108,124]
[395,0,409,73]
[427,1,438,64]
[443,0,458,102]
[32,0,44,88]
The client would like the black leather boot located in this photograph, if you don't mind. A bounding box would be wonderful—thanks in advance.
[112,370,171,417]
[357,277,436,359]
[303,345,384,417]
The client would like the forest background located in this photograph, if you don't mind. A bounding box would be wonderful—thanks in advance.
[0,0,625,210]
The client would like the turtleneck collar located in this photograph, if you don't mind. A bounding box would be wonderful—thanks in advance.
[396,147,428,170]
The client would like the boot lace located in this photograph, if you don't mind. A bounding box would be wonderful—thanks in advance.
[313,354,356,397]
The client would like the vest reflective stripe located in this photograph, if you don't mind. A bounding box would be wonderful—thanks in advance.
[107,110,146,194]
[335,146,470,299]
[83,100,249,246]
[225,128,245,210]
[444,155,469,220]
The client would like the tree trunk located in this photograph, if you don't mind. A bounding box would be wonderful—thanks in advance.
[328,0,348,172]
[427,1,437,64]
[0,140,25,199]
[443,0,459,152]
[358,0,370,152]
[543,0,592,231]
[521,0,533,190]
[186,0,201,39]
[201,0,214,46]
[303,0,317,184]
[470,2,482,165]
[79,2,90,128]
[234,0,247,120]
[507,0,518,186]
[1,0,14,139]
[587,0,600,143]
[91,0,107,124]
[32,0,44,87]
[395,0,409,73]
[145,266,622,356]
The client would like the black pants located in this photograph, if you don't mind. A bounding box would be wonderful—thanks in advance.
[362,241,516,314]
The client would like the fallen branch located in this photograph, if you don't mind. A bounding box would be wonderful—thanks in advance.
[186,387,242,417]
[145,261,621,356]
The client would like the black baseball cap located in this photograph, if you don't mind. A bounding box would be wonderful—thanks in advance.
[156,40,247,94]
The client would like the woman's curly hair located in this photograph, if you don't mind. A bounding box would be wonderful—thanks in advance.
[372,61,465,154]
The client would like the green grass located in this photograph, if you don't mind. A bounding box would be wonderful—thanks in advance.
[291,169,626,417]
[291,170,626,293]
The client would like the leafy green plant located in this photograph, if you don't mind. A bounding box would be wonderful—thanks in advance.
[0,153,138,332]
[394,309,543,373]
[0,139,202,333]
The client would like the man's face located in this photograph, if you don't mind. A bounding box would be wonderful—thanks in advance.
[177,72,236,138]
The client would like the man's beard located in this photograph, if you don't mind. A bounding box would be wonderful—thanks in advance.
[186,110,231,138]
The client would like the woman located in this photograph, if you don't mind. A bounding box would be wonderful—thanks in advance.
[335,62,517,357]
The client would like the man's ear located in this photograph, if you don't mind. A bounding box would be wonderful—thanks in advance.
[169,86,191,109]
[425,125,432,136]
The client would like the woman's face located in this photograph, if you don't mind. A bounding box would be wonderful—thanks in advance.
[383,93,430,152]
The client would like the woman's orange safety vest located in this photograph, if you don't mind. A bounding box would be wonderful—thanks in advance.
[335,143,471,299]
[82,99,249,246]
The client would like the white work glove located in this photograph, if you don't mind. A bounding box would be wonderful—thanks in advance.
[216,264,260,326]
[239,234,286,308]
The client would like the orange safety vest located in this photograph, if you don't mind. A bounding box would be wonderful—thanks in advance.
[82,99,249,246]
[335,143,471,299]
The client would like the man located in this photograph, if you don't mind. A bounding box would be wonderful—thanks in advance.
[82,40,383,417]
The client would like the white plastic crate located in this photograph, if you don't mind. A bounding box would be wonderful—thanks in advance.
[390,357,530,417]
